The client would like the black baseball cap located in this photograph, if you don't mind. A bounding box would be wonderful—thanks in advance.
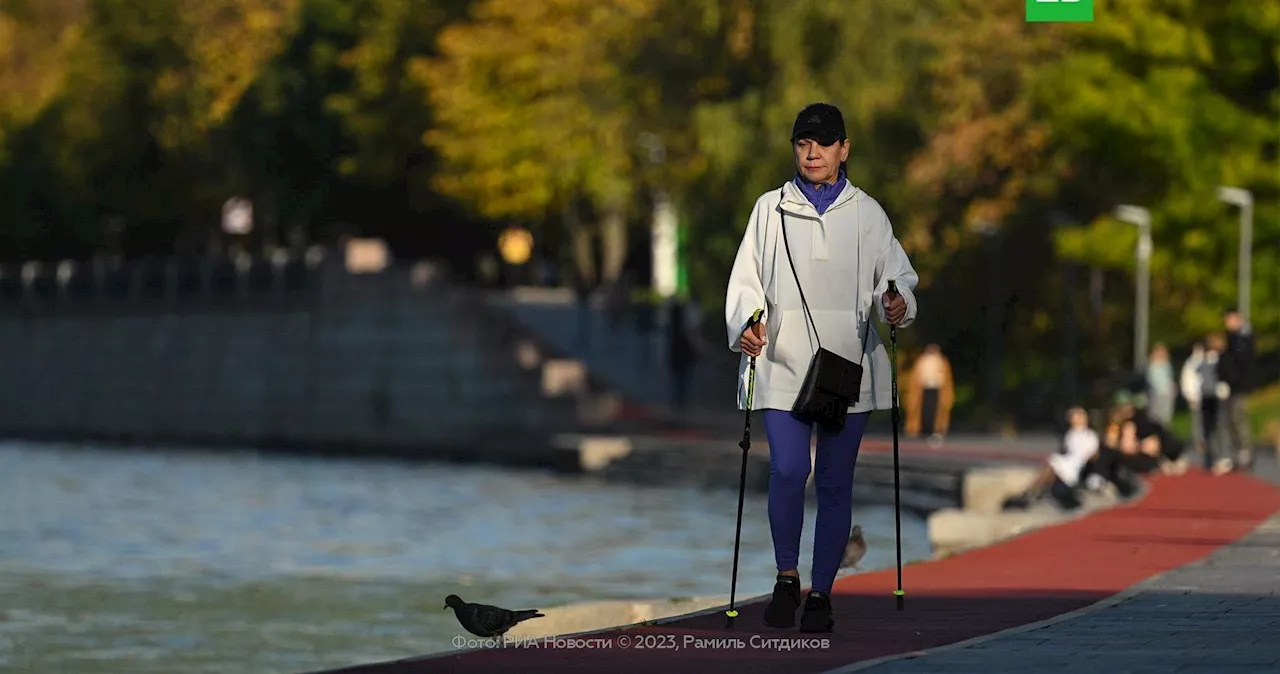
[790,103,846,146]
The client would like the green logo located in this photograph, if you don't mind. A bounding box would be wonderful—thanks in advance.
[1026,0,1093,22]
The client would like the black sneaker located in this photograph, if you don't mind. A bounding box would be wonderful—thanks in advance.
[800,590,834,633]
[1001,492,1033,510]
[762,574,802,628]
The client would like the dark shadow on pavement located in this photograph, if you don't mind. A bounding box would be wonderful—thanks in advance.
[305,589,1280,674]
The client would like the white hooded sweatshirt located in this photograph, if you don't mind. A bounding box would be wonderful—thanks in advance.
[724,178,919,414]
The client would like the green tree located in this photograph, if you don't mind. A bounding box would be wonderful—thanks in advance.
[0,1,88,165]
[899,0,1279,415]
[674,0,941,322]
[0,0,302,258]
[219,0,475,253]
[1045,0,1280,350]
[414,0,661,285]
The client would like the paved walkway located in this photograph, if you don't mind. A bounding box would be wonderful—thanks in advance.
[844,453,1280,674]
[848,511,1280,673]
[313,460,1280,674]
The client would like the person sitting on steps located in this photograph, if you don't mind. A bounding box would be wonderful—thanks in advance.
[1085,390,1169,498]
[1002,407,1099,511]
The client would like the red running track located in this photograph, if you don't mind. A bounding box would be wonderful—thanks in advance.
[318,471,1280,674]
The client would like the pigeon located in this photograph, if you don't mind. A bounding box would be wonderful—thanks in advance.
[841,524,867,569]
[444,594,545,638]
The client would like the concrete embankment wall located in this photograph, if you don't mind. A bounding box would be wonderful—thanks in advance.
[0,256,1061,529]
[0,264,582,459]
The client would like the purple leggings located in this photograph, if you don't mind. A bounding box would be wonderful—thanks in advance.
[763,409,871,595]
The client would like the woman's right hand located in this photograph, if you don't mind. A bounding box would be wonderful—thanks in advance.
[740,321,767,357]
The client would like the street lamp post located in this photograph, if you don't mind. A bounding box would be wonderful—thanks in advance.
[1114,205,1152,372]
[1217,186,1254,326]
[638,132,677,301]
[638,132,676,366]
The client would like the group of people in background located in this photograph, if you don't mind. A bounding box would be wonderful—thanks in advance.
[1172,309,1256,475]
[1004,309,1256,512]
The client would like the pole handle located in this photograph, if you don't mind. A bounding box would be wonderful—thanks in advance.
[886,280,899,336]
[740,307,765,419]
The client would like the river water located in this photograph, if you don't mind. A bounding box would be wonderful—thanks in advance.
[0,440,930,674]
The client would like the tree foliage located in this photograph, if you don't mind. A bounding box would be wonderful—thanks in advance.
[0,0,88,164]
[1044,0,1280,345]
[417,0,658,224]
[0,0,1275,423]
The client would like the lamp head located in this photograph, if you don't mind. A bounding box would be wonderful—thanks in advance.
[1217,186,1252,208]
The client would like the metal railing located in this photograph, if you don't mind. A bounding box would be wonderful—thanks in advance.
[0,247,331,315]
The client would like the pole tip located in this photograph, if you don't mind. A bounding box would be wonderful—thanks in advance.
[894,590,905,611]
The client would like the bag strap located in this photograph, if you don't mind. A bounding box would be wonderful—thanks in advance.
[778,188,872,366]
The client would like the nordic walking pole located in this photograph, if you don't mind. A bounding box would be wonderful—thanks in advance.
[727,308,764,630]
[887,280,905,611]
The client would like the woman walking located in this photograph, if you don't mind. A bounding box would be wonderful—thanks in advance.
[725,103,919,633]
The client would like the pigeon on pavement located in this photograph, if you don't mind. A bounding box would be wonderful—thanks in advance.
[841,524,867,569]
[444,594,545,638]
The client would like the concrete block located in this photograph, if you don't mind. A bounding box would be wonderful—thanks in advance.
[962,465,1042,514]
[541,358,587,397]
[928,507,1068,557]
[577,436,633,472]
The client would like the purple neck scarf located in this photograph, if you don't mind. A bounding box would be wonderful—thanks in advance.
[794,167,846,215]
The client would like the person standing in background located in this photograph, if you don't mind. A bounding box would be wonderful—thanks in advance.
[905,344,954,446]
[1219,310,1255,470]
[666,297,703,411]
[1202,333,1232,475]
[1144,343,1176,428]
[573,271,593,349]
[604,271,633,337]
[1179,341,1206,458]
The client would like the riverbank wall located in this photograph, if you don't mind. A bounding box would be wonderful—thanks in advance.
[0,254,1055,520]
[0,258,592,460]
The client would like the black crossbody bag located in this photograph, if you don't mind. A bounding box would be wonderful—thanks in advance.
[780,204,870,432]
